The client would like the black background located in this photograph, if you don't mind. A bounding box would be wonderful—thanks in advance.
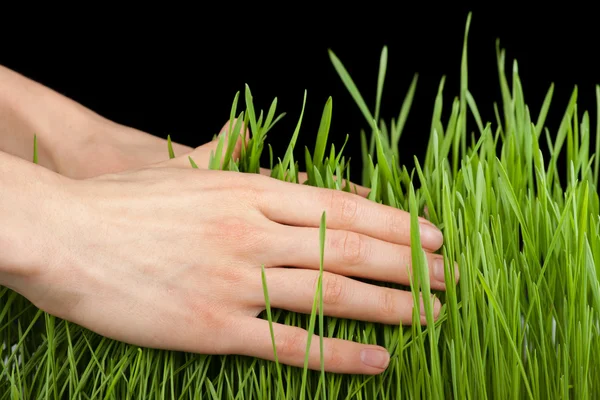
[1,5,598,178]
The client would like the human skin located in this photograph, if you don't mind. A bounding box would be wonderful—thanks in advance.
[0,64,458,375]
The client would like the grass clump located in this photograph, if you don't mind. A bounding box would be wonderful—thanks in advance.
[2,12,600,399]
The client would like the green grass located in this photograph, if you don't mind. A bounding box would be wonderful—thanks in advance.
[2,12,600,398]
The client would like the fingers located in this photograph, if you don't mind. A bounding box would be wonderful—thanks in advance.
[228,317,391,374]
[157,118,371,199]
[256,167,371,199]
[220,119,251,165]
[269,226,459,291]
[154,120,250,170]
[254,268,440,326]
[188,119,249,168]
[257,180,443,251]
[257,168,371,198]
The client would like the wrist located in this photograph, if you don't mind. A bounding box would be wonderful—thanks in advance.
[0,151,71,299]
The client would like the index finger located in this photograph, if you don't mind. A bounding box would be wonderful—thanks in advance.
[256,178,443,251]
[258,168,372,198]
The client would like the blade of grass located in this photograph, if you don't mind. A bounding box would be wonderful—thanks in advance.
[32,134,38,164]
[374,46,388,123]
[167,135,175,159]
[328,49,376,132]
[260,265,284,400]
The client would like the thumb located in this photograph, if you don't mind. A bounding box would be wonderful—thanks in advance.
[196,119,250,168]
[154,119,250,169]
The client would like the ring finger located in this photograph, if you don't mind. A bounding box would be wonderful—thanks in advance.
[269,226,459,291]
[254,268,441,326]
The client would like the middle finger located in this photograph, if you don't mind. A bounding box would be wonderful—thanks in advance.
[268,225,459,291]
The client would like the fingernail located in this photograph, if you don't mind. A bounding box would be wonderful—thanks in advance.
[360,348,390,369]
[419,223,443,248]
[433,258,446,283]
[420,295,441,317]
[435,260,460,283]
[419,216,435,227]
[452,262,460,282]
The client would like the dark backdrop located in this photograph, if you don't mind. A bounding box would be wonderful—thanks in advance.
[1,5,598,180]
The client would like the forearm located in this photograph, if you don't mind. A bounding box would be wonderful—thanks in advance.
[0,64,192,178]
[0,65,104,172]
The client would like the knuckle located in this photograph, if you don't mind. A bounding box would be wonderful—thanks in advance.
[218,173,263,204]
[378,289,396,316]
[212,216,251,241]
[243,174,277,208]
[386,212,409,237]
[217,267,249,287]
[340,231,367,265]
[321,273,344,306]
[327,190,359,228]
[223,183,261,207]
[238,184,262,207]
[276,329,305,360]
[325,343,344,369]
[211,216,268,253]
[183,301,225,337]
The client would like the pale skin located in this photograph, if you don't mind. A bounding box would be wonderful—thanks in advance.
[0,64,458,375]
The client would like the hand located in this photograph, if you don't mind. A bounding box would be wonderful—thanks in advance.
[162,120,372,196]
[19,145,457,376]
[48,116,371,199]
[0,63,370,195]
[0,64,193,178]
[59,121,194,178]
